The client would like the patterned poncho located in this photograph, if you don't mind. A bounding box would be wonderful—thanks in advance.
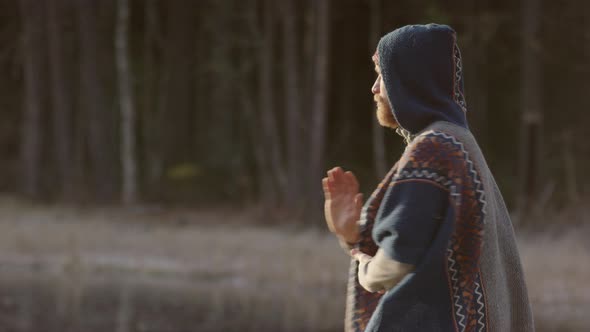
[344,24,534,332]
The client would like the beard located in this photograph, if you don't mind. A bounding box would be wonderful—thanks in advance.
[374,95,398,129]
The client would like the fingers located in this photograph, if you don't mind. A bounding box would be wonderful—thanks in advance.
[328,169,335,182]
[322,177,328,189]
[327,166,341,182]
[327,167,359,188]
[326,167,363,200]
[346,170,360,189]
[326,167,342,193]
[322,177,330,196]
[354,193,364,210]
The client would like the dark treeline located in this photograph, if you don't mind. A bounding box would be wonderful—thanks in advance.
[2,0,589,221]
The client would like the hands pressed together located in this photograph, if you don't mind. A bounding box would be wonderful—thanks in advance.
[322,166,363,245]
[322,167,375,261]
[322,166,400,295]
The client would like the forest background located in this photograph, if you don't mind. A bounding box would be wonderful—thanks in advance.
[0,0,589,331]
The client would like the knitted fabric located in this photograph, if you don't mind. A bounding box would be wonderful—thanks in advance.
[344,122,534,332]
[343,24,534,331]
[377,24,468,135]
[344,163,397,332]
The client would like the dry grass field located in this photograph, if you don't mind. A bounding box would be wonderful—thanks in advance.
[0,196,588,331]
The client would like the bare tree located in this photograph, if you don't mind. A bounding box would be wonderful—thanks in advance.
[157,0,195,177]
[247,0,286,207]
[369,0,387,178]
[462,1,495,152]
[116,0,138,204]
[518,0,543,217]
[77,0,118,201]
[47,0,75,199]
[142,0,160,197]
[18,0,45,198]
[207,0,234,169]
[308,0,331,217]
[281,0,305,212]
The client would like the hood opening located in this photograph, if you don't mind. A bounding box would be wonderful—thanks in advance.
[377,24,469,135]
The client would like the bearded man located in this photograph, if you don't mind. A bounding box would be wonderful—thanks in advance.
[322,24,534,332]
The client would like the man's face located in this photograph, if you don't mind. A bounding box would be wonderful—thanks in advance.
[372,56,398,129]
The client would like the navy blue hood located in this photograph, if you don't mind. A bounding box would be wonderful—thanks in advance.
[377,24,469,135]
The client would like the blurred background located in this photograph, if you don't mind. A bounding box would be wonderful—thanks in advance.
[1,0,589,331]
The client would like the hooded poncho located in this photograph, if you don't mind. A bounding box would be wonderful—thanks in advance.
[344,24,534,332]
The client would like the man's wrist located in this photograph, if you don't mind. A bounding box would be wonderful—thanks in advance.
[338,234,359,247]
[338,237,356,252]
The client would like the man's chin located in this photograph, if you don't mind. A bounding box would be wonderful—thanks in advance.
[376,110,398,129]
[378,120,399,129]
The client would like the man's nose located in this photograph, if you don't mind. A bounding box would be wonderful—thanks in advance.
[371,78,380,94]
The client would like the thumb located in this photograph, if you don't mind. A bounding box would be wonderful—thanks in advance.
[354,193,364,209]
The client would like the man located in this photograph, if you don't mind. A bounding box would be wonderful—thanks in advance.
[322,24,534,332]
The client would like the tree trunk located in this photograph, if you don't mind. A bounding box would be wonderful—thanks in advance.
[116,0,138,204]
[18,0,45,198]
[207,1,234,169]
[143,0,160,198]
[518,0,543,218]
[77,0,118,201]
[157,0,194,177]
[281,0,304,213]
[255,0,286,207]
[562,130,578,203]
[308,0,330,219]
[47,0,75,200]
[463,0,490,151]
[369,0,387,178]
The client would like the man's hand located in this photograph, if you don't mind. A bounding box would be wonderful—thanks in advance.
[322,167,363,245]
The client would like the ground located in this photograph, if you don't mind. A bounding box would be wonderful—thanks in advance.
[0,196,588,331]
